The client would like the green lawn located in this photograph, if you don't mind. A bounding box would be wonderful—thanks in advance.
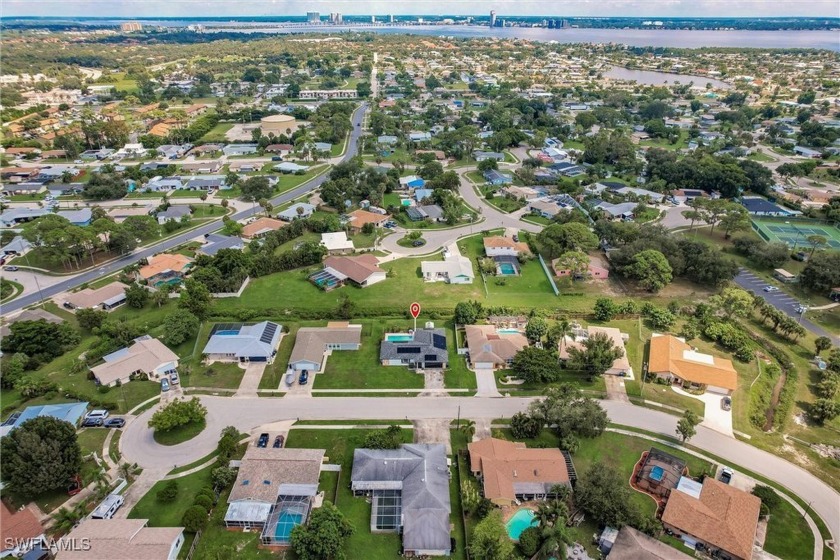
[76,428,109,457]
[152,419,206,446]
[182,361,244,389]
[747,150,776,163]
[284,428,421,560]
[129,464,214,527]
[199,122,234,143]
[763,491,815,559]
[1,279,23,302]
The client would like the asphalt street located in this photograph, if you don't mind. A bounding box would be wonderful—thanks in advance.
[119,395,840,550]
[0,103,368,315]
[734,268,839,344]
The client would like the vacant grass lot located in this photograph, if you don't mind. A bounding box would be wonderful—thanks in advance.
[129,465,213,527]
[199,122,234,143]
[763,491,814,559]
[284,428,435,560]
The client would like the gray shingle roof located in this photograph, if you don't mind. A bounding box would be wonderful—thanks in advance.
[202,321,282,359]
[351,444,451,553]
[379,328,448,365]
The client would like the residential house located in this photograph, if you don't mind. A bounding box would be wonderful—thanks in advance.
[483,169,513,186]
[558,325,631,375]
[467,438,572,506]
[107,205,155,223]
[0,308,63,339]
[661,477,760,560]
[351,444,452,557]
[138,253,193,287]
[408,131,432,142]
[277,203,315,221]
[0,167,39,182]
[180,161,221,174]
[593,200,638,221]
[184,175,225,191]
[414,188,434,202]
[552,254,609,280]
[274,162,309,174]
[604,526,693,560]
[287,322,362,372]
[648,334,738,394]
[399,175,426,189]
[190,143,223,157]
[487,315,528,329]
[90,335,179,387]
[265,144,293,156]
[55,519,184,560]
[310,255,386,290]
[2,182,47,195]
[228,162,259,173]
[156,205,191,225]
[222,144,258,157]
[473,150,505,162]
[0,235,31,256]
[380,327,449,369]
[156,144,191,159]
[224,447,326,546]
[64,281,128,311]
[347,209,388,233]
[793,145,822,158]
[313,142,332,154]
[377,135,398,145]
[320,232,355,255]
[0,503,46,558]
[483,236,530,258]
[0,401,88,438]
[421,245,475,284]
[0,208,50,227]
[47,183,84,197]
[670,189,708,204]
[198,233,243,257]
[501,186,541,201]
[203,321,282,363]
[56,208,93,226]
[242,217,285,239]
[465,325,529,369]
[529,199,568,219]
[550,161,585,177]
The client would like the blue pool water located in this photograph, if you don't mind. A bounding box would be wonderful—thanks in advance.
[650,465,665,481]
[215,330,240,336]
[498,263,517,275]
[506,509,538,540]
[386,333,414,342]
[274,511,304,541]
[497,328,521,334]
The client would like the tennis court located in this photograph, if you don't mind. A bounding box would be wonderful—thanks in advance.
[751,217,840,249]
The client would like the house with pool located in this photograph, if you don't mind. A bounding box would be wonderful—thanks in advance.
[137,252,193,288]
[202,321,283,364]
[379,327,449,369]
[464,325,529,370]
[224,447,326,548]
[483,236,531,276]
[467,437,575,507]
[351,444,452,557]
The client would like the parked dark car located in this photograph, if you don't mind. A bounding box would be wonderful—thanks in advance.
[273,435,285,448]
[272,156,283,161]
[82,417,103,428]
[257,433,269,448]
[299,370,309,385]
[720,467,733,484]
[104,418,126,428]
[721,396,732,411]
[67,475,82,496]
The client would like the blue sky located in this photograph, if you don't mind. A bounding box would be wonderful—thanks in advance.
[3,1,839,18]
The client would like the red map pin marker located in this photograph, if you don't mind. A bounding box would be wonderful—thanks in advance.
[410,302,421,318]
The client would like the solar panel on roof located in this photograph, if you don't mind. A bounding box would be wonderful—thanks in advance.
[260,322,278,344]
[424,354,438,361]
[396,347,421,354]
[432,334,446,350]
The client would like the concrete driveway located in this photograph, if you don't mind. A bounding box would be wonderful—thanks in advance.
[474,367,502,397]
[234,362,265,397]
[672,386,733,437]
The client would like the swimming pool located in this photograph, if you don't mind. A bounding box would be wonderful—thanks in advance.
[273,510,304,541]
[385,333,414,342]
[498,262,517,275]
[650,465,665,482]
[497,328,521,334]
[214,329,240,336]
[506,509,537,540]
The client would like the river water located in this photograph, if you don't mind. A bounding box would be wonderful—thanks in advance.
[603,67,732,89]
[202,23,840,51]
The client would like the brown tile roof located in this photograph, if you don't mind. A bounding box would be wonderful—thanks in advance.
[242,217,285,238]
[661,478,760,560]
[65,281,129,309]
[558,326,630,373]
[467,438,569,502]
[91,336,179,386]
[0,308,64,338]
[649,334,738,391]
[0,503,43,543]
[138,253,193,280]
[56,519,183,560]
[323,254,384,284]
[608,526,693,560]
[465,325,528,366]
[348,209,388,229]
[228,447,325,504]
[289,324,362,366]
[483,236,531,254]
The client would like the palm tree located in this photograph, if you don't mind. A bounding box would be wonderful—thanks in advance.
[90,468,110,491]
[536,523,573,560]
[460,419,476,441]
[52,504,86,533]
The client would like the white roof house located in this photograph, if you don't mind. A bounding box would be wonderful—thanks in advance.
[320,232,355,254]
[421,245,474,284]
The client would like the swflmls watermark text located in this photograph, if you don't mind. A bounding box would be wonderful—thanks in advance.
[4,537,92,552]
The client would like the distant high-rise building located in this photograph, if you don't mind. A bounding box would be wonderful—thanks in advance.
[329,12,343,24]
[389,14,394,23]
[307,12,320,24]
[371,15,376,23]
[489,10,496,28]
[120,22,142,32]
